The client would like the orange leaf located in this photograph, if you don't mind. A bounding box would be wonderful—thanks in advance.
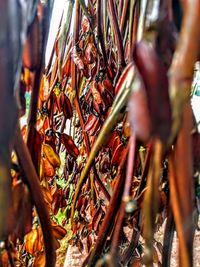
[84,114,101,136]
[43,158,55,177]
[42,186,53,205]
[33,252,45,267]
[43,143,61,168]
[131,257,141,267]
[11,181,32,240]
[1,251,9,266]
[39,75,50,102]
[25,228,39,255]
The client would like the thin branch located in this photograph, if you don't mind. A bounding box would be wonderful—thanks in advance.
[108,0,125,67]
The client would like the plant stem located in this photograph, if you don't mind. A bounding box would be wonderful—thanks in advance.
[168,0,200,144]
[142,138,163,266]
[108,0,125,68]
[110,134,136,256]
[14,126,56,267]
[169,103,195,267]
[137,142,152,196]
[86,144,129,266]
[162,207,175,267]
[120,0,129,35]
[97,0,108,66]
[128,0,136,61]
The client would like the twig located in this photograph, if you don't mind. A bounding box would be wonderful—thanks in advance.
[108,0,125,71]
[97,0,108,65]
[142,138,163,266]
[110,134,136,257]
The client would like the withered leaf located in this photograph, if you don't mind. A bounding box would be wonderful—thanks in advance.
[33,252,45,267]
[25,227,43,255]
[60,133,79,158]
[51,220,67,240]
[43,143,61,168]
[86,235,92,253]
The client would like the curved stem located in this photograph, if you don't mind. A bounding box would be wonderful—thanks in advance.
[169,103,195,267]
[14,126,56,267]
[27,1,54,174]
[168,0,200,144]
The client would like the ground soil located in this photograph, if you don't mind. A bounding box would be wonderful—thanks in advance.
[56,227,200,266]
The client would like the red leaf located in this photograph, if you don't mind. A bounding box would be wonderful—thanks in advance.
[84,114,101,136]
[131,257,141,267]
[115,62,134,95]
[63,94,73,119]
[102,77,113,94]
[27,127,42,171]
[60,133,79,158]
[61,56,71,78]
[107,130,120,148]
[111,143,126,166]
[84,114,98,132]
[134,41,171,142]
[128,77,151,142]
[97,82,113,107]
